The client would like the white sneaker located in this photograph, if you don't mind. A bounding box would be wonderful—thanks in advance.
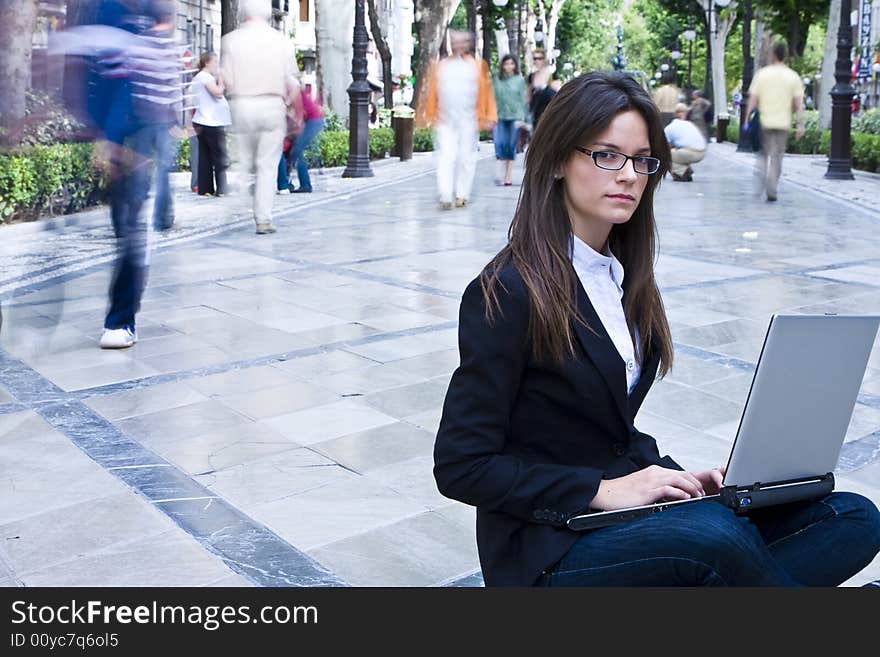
[100,327,137,349]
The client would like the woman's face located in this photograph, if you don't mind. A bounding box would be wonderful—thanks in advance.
[560,109,652,244]
[532,53,546,69]
[503,58,516,75]
[206,56,219,76]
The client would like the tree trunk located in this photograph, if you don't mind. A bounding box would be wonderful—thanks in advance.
[413,0,462,126]
[221,0,240,36]
[481,0,492,63]
[367,0,394,109]
[819,0,840,130]
[700,0,737,122]
[544,0,566,69]
[0,0,39,133]
[466,0,476,35]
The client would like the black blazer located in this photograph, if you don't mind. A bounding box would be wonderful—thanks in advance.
[433,264,683,586]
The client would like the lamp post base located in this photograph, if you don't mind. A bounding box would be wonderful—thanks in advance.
[824,160,855,180]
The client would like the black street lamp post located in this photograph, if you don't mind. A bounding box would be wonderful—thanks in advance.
[825,0,855,180]
[736,0,753,152]
[343,0,374,178]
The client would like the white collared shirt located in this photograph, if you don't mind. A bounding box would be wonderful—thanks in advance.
[570,234,641,395]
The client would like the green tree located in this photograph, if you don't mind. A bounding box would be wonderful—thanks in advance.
[555,0,622,74]
[753,0,828,60]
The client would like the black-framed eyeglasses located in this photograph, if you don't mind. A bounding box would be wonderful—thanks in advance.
[574,147,661,175]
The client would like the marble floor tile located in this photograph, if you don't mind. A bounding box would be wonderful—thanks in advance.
[218,381,339,420]
[19,530,236,587]
[309,364,426,397]
[262,398,397,446]
[387,348,461,378]
[0,417,128,525]
[146,421,298,475]
[115,400,251,445]
[640,386,743,432]
[0,492,179,575]
[308,510,479,587]
[363,455,450,509]
[139,346,232,375]
[196,446,354,507]
[44,360,162,392]
[362,377,451,419]
[401,407,444,434]
[310,422,435,473]
[83,381,209,421]
[344,332,452,363]
[186,364,298,397]
[274,350,379,379]
[250,476,428,551]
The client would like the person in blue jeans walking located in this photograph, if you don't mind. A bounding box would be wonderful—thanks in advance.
[287,87,324,193]
[492,55,527,186]
[433,71,880,587]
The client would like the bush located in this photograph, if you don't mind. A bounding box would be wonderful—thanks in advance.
[852,131,880,173]
[413,128,434,152]
[369,127,394,160]
[0,155,38,221]
[318,130,350,167]
[853,108,880,136]
[0,142,107,223]
[176,137,190,172]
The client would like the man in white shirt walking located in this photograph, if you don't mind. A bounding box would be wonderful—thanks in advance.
[221,0,300,233]
[663,103,707,182]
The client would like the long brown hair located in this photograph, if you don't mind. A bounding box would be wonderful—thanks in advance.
[480,70,674,375]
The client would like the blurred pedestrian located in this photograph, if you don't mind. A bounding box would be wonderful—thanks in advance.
[687,90,711,141]
[146,8,179,231]
[191,51,231,196]
[744,40,805,202]
[287,87,324,193]
[221,0,301,234]
[653,74,680,127]
[526,48,558,129]
[64,0,182,348]
[423,30,497,210]
[664,103,706,182]
[492,54,527,186]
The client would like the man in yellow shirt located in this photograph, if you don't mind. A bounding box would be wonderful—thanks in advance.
[744,41,805,202]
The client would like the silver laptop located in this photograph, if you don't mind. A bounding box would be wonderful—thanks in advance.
[567,314,880,532]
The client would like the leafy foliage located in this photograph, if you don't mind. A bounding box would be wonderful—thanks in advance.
[0,142,108,223]
[413,128,434,152]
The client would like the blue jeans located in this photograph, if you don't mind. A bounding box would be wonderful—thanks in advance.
[105,125,153,331]
[493,119,517,161]
[277,150,289,191]
[152,123,174,230]
[538,492,880,586]
[290,118,323,191]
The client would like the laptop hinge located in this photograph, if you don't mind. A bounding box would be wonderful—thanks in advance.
[720,473,835,513]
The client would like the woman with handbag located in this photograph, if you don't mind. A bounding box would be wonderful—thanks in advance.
[191,52,231,196]
[433,71,880,587]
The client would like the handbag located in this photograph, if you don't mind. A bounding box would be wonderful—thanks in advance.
[747,109,762,151]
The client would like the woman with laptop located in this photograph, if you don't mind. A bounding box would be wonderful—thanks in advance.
[433,71,880,587]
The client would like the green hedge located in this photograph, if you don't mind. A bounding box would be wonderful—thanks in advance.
[725,121,880,173]
[413,128,434,152]
[0,142,108,223]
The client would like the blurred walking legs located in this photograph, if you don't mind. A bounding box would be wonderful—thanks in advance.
[759,128,789,201]
[152,123,175,229]
[104,127,153,339]
[435,120,478,206]
[290,117,323,192]
[230,97,286,230]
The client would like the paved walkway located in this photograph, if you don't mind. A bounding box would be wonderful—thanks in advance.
[1,142,878,587]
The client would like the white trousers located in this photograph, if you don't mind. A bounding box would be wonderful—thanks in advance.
[229,96,286,225]
[435,120,479,203]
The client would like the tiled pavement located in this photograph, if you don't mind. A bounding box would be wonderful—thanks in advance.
[1,141,879,588]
